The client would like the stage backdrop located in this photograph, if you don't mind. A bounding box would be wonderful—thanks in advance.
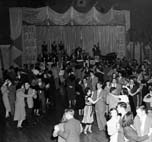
[36,25,126,58]
[9,7,130,66]
[22,25,37,65]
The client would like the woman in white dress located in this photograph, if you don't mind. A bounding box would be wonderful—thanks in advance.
[107,108,120,142]
[1,79,11,118]
[14,83,35,128]
[82,88,101,134]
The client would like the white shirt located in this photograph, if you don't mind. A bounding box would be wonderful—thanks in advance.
[107,116,120,142]
[119,95,129,103]
[107,93,120,110]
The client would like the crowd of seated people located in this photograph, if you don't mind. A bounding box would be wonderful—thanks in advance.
[1,40,152,142]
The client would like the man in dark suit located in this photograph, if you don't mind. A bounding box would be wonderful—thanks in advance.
[89,71,98,91]
[41,41,48,58]
[53,109,82,142]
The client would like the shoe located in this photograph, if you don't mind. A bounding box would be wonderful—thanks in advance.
[84,131,87,135]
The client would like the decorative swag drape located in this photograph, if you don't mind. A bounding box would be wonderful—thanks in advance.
[9,6,130,41]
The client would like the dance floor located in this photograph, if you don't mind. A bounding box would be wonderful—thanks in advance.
[1,91,109,142]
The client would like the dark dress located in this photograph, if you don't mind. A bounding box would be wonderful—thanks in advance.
[44,76,55,100]
[34,85,45,110]
[75,84,85,110]
[66,75,76,101]
[129,83,140,116]
[48,76,56,107]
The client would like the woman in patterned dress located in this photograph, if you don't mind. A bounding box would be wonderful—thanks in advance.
[82,87,101,134]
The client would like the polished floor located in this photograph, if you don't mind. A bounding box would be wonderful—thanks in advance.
[0,91,109,142]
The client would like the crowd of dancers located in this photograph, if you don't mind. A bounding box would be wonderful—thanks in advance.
[1,41,152,142]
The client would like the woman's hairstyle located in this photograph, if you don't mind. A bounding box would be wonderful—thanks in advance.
[89,70,94,75]
[110,87,116,93]
[110,108,118,113]
[97,81,103,85]
[112,73,117,77]
[64,108,75,116]
[109,108,118,118]
[85,87,91,94]
[105,80,110,84]
[136,105,148,114]
[122,111,133,127]
[121,88,129,96]
[102,80,110,89]
[117,102,127,110]
[148,85,152,91]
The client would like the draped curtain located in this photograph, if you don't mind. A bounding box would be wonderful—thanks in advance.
[126,41,152,64]
[9,6,130,65]
[22,6,130,31]
[0,45,10,70]
[9,8,22,67]
[9,8,22,40]
[9,6,130,40]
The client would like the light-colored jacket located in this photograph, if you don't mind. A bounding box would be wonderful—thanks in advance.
[58,118,81,142]
[26,88,35,108]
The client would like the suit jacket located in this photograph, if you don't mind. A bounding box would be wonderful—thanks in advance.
[58,118,81,142]
[8,85,16,103]
[90,76,98,91]
[26,88,35,108]
[134,115,152,142]
[92,89,106,112]
[123,126,149,142]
